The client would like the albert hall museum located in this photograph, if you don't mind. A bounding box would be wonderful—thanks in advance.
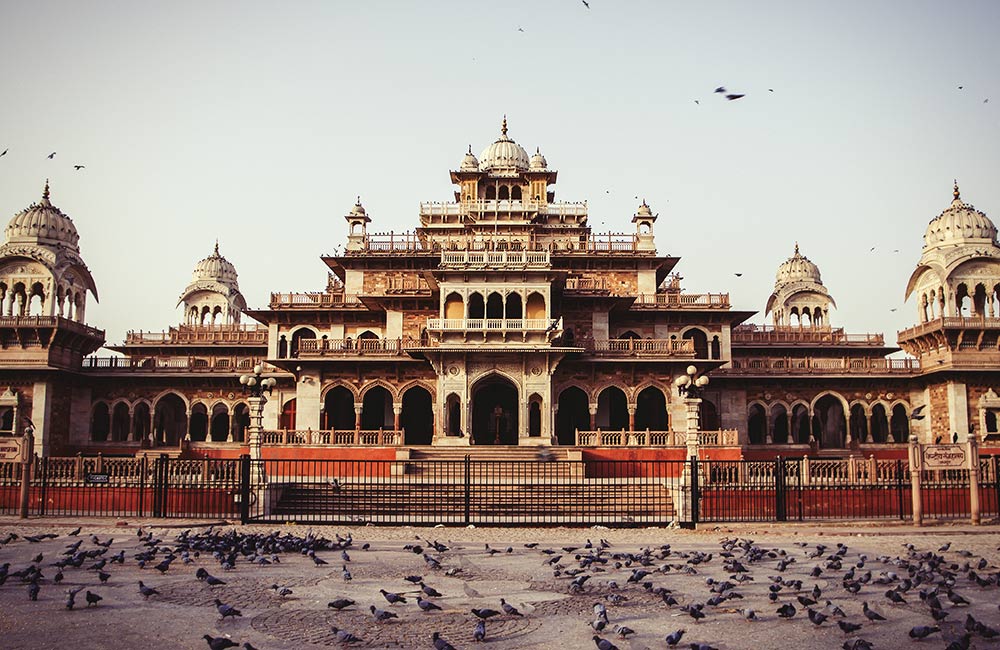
[2,119,999,464]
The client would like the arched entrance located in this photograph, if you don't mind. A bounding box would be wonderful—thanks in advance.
[210,404,230,442]
[323,387,355,430]
[556,387,589,445]
[154,394,187,445]
[812,395,847,448]
[634,386,668,430]
[471,376,518,445]
[747,404,766,444]
[189,403,208,441]
[401,386,434,445]
[111,403,130,442]
[361,386,393,430]
[596,386,628,430]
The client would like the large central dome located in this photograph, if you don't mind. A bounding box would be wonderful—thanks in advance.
[775,243,822,284]
[191,242,239,288]
[479,117,530,173]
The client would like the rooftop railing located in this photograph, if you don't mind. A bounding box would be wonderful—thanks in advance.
[268,292,364,309]
[419,200,588,218]
[123,324,268,345]
[0,315,104,338]
[732,324,884,346]
[425,317,561,332]
[574,429,739,447]
[347,232,645,255]
[898,316,1000,340]
[582,338,696,357]
[440,249,550,268]
[81,356,267,373]
[720,356,920,375]
[296,337,421,357]
[632,293,731,309]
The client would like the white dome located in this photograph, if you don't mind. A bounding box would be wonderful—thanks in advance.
[923,182,997,249]
[191,242,239,287]
[460,146,479,171]
[479,117,530,173]
[4,181,80,249]
[776,243,822,284]
[529,147,547,170]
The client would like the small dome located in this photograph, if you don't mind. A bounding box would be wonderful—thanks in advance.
[4,181,80,249]
[923,182,997,248]
[349,198,367,217]
[529,147,547,170]
[776,243,822,284]
[191,242,239,286]
[460,146,479,171]
[636,199,653,218]
[479,116,530,173]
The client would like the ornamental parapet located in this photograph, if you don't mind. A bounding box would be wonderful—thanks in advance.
[581,338,696,357]
[719,356,920,374]
[268,292,365,309]
[296,337,421,357]
[631,293,731,309]
[260,429,403,446]
[440,249,550,269]
[898,316,1000,341]
[124,324,267,345]
[574,429,739,447]
[81,355,269,373]
[732,324,884,346]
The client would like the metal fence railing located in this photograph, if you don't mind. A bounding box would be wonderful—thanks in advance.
[1,455,997,525]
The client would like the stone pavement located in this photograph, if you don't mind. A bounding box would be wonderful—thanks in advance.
[0,517,997,650]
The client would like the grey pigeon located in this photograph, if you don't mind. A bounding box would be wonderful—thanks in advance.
[666,629,686,646]
[138,581,158,599]
[204,636,239,650]
[592,636,619,650]
[908,625,940,639]
[369,605,398,622]
[837,620,862,634]
[432,632,457,650]
[215,598,241,620]
[417,596,442,612]
[379,588,406,604]
[472,607,501,619]
[331,627,362,644]
[327,598,354,610]
[473,619,486,642]
[85,590,101,607]
[862,602,885,622]
[500,598,523,616]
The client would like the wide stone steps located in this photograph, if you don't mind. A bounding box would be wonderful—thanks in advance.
[268,480,675,522]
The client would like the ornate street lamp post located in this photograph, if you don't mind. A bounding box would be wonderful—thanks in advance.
[675,365,710,459]
[239,365,276,480]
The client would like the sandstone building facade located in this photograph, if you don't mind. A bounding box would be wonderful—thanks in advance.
[2,121,999,460]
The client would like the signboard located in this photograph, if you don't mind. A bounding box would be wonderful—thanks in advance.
[85,473,110,484]
[0,437,24,462]
[922,444,968,470]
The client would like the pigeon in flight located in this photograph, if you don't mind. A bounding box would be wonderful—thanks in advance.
[582,0,590,7]
[726,94,745,100]
[47,152,56,159]
[0,149,7,157]
[74,165,85,170]
[715,86,726,93]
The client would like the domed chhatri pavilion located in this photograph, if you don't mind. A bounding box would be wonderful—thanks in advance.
[1,121,999,461]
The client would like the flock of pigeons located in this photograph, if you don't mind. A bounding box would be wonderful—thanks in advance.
[0,525,998,649]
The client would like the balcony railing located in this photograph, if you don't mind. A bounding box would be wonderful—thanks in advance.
[384,277,432,293]
[574,429,739,447]
[425,318,560,332]
[296,337,421,357]
[720,356,920,375]
[732,325,884,346]
[268,292,364,309]
[124,324,267,345]
[347,233,647,256]
[582,338,696,357]
[0,315,105,338]
[440,249,550,268]
[81,356,266,372]
[898,316,1000,340]
[632,293,731,309]
[419,200,588,218]
[260,429,403,446]
[564,277,609,292]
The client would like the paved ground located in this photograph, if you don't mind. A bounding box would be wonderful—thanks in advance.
[0,517,997,650]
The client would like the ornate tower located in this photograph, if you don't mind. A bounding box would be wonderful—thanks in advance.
[178,242,247,326]
[0,181,104,453]
[766,244,836,328]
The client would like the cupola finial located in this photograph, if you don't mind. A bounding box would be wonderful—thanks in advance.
[794,241,800,255]
[953,179,960,202]
[42,179,50,201]
[501,115,508,137]
[214,239,219,255]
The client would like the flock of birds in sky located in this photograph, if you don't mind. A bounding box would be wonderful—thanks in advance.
[0,524,999,649]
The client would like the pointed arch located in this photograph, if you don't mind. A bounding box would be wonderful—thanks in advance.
[359,379,398,400]
[321,381,360,401]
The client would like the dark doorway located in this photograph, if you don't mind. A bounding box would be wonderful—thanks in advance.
[634,386,668,430]
[401,386,434,445]
[813,395,847,448]
[556,387,589,445]
[472,376,518,444]
[154,394,187,445]
[361,387,393,430]
[596,387,628,430]
[323,387,355,430]
[747,404,767,444]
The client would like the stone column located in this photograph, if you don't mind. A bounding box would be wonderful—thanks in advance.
[247,395,266,484]
[392,404,402,431]
[968,435,981,525]
[354,404,363,430]
[908,435,922,526]
[684,397,702,460]
[627,405,636,432]
[128,407,136,442]
[588,404,598,430]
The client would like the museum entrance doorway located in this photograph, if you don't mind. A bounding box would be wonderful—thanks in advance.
[471,376,519,445]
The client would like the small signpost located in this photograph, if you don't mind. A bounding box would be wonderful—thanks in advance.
[0,437,26,462]
[85,473,110,484]
[909,435,980,526]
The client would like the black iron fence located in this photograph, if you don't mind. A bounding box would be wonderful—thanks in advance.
[0,454,997,525]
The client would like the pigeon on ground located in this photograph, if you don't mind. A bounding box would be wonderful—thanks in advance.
[379,589,407,604]
[138,581,159,599]
[473,619,486,642]
[808,608,829,626]
[592,636,619,650]
[215,599,242,620]
[500,598,523,616]
[665,629,686,646]
[203,635,239,650]
[837,620,862,634]
[28,581,40,601]
[331,627,363,644]
[777,603,796,618]
[417,596,442,612]
[420,582,443,597]
[908,625,940,640]
[432,632,457,650]
[327,598,355,610]
[472,607,501,619]
[370,605,398,622]
[85,590,102,607]
[862,602,885,622]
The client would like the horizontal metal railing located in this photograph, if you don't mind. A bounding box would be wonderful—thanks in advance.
[295,338,421,357]
[81,356,266,372]
[720,356,921,374]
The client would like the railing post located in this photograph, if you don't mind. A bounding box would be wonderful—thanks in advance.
[239,453,251,524]
[908,436,922,525]
[18,427,34,519]
[994,455,1000,516]
[137,455,147,517]
[75,453,84,480]
[775,456,787,522]
[689,456,700,526]
[968,435,980,525]
[801,456,811,486]
[463,454,471,525]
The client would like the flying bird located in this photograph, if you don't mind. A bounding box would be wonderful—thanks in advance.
[582,0,590,7]
[1,149,8,157]
[726,94,745,100]
[715,86,726,93]
[74,165,85,170]
[47,152,56,159]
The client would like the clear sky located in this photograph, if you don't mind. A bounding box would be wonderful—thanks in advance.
[1,1,998,346]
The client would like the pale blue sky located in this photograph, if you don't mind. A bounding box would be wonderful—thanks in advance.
[1,1,998,345]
